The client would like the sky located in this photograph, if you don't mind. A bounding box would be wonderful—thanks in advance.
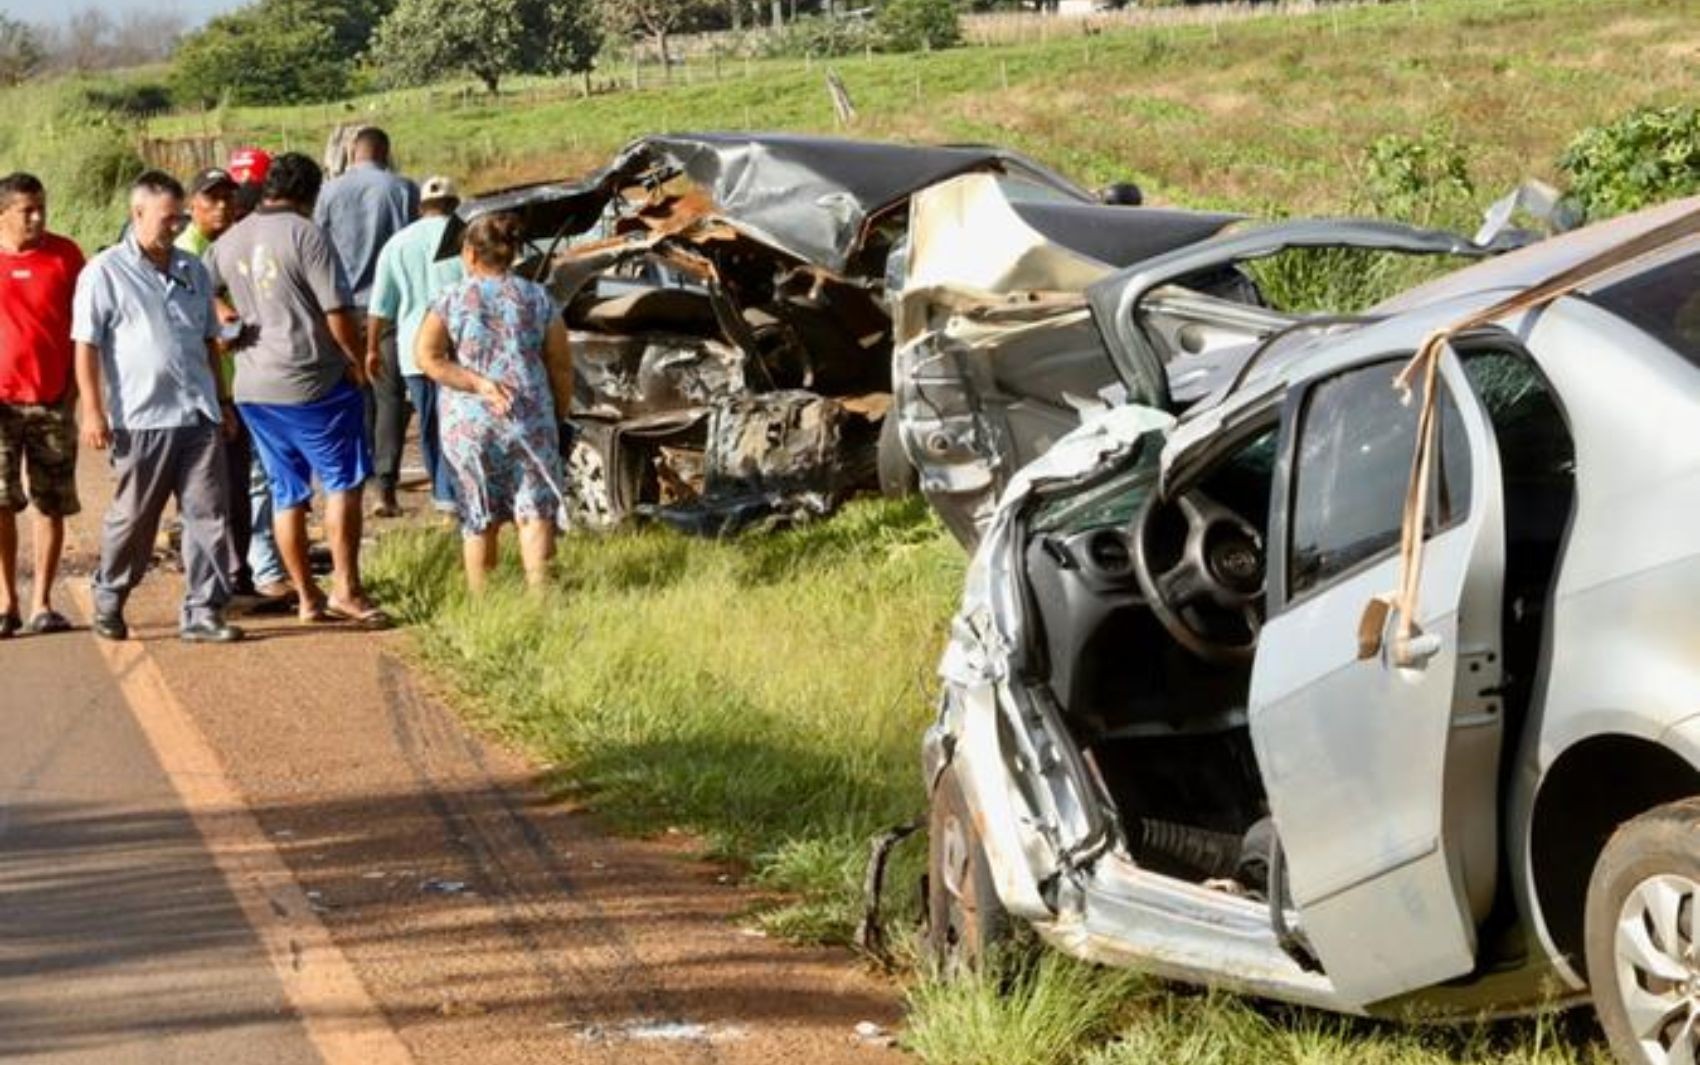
[0,0,238,27]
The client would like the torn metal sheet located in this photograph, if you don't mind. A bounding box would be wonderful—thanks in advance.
[442,132,1094,273]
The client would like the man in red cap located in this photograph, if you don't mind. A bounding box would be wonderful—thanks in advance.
[0,172,84,637]
[227,146,272,221]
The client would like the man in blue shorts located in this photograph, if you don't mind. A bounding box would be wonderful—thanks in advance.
[205,153,389,628]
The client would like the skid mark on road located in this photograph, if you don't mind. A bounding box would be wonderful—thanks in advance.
[72,586,415,1065]
[376,653,720,1063]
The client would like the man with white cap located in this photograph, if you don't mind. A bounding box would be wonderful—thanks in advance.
[366,175,464,515]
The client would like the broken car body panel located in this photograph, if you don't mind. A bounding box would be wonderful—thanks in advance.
[892,173,1240,544]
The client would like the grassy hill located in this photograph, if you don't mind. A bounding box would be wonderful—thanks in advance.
[143,0,1700,222]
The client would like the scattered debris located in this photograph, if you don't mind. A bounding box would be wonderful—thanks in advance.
[562,1018,748,1046]
[854,1021,897,1049]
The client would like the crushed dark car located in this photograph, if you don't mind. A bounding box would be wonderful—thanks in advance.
[440,133,1239,535]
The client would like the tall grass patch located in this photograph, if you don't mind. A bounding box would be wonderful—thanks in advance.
[367,497,962,940]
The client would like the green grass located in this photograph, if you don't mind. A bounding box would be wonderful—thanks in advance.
[366,497,962,941]
[904,948,1611,1065]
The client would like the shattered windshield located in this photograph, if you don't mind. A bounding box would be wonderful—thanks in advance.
[1029,437,1161,534]
[1591,245,1700,366]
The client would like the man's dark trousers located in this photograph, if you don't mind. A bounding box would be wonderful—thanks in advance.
[222,412,254,588]
[364,323,407,499]
[92,418,234,629]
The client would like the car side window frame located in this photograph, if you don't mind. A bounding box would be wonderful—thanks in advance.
[1267,353,1474,616]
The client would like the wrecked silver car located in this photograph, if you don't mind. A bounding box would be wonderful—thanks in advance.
[922,194,1700,1065]
[443,134,1235,534]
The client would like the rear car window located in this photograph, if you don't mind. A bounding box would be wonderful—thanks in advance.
[1591,246,1700,364]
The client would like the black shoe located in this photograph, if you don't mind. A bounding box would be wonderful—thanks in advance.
[180,619,245,644]
[92,613,128,641]
[0,612,20,639]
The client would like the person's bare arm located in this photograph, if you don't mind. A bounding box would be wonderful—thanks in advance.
[541,316,573,420]
[416,309,511,415]
[364,313,390,384]
[74,342,110,451]
[325,308,368,387]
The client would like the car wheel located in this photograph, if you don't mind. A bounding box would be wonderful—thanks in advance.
[877,415,919,500]
[564,435,618,531]
[1586,798,1700,1065]
[927,765,1009,972]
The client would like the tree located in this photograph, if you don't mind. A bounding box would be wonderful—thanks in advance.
[598,0,711,78]
[371,0,600,95]
[0,16,44,86]
[530,0,603,85]
[172,1,350,106]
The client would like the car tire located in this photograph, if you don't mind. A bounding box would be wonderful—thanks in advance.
[1585,797,1700,1065]
[877,415,919,500]
[927,764,1009,972]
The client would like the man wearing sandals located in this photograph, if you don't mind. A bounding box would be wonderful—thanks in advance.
[205,153,390,629]
[0,172,84,639]
[73,172,241,644]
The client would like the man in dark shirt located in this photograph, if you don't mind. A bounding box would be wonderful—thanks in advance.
[0,172,83,638]
[315,127,417,518]
[208,153,389,629]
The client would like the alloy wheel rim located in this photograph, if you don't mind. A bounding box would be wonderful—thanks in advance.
[1616,874,1700,1065]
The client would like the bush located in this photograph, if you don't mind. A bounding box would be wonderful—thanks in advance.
[80,80,173,117]
[1360,125,1475,228]
[172,8,349,106]
[1559,105,1700,220]
[877,0,961,53]
[756,14,883,59]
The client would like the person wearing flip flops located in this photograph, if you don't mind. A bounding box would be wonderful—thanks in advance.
[204,153,391,630]
[72,172,242,644]
[0,172,84,639]
[415,212,572,594]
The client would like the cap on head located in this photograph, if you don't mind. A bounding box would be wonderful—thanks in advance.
[227,147,273,187]
[420,175,458,203]
[189,167,238,199]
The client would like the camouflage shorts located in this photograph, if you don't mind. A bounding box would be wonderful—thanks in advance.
[0,400,80,517]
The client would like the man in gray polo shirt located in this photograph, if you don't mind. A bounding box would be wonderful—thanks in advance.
[315,126,417,517]
[73,171,240,644]
[207,152,388,629]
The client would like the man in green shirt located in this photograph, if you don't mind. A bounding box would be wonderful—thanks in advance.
[366,175,465,514]
[176,168,237,256]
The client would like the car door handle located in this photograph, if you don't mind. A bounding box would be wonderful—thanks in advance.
[1394,632,1443,670]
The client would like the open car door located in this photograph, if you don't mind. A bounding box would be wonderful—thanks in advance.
[1248,350,1506,1007]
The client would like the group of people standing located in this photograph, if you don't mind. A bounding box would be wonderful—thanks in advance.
[0,125,573,643]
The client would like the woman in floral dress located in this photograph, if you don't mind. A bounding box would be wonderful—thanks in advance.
[414,212,572,591]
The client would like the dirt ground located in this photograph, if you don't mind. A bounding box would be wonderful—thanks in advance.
[13,438,907,1064]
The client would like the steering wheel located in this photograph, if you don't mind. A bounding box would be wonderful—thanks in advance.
[1130,489,1265,665]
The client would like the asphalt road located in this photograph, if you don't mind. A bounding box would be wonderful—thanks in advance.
[0,444,903,1063]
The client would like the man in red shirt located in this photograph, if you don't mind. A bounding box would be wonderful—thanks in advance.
[0,172,84,637]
